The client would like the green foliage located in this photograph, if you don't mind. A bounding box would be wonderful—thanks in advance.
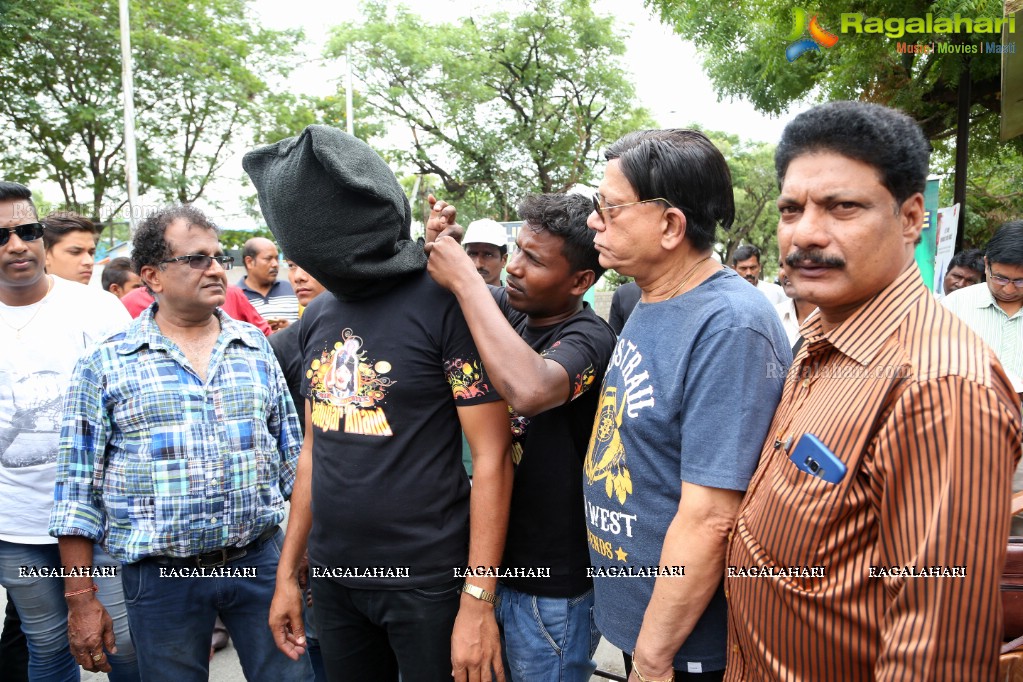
[254,91,385,146]
[331,0,655,218]
[648,0,1004,141]
[0,0,300,218]
[703,130,780,275]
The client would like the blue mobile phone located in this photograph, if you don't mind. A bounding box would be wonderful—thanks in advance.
[787,434,846,484]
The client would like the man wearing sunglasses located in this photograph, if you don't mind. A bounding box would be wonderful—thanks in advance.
[943,221,1023,395]
[582,131,791,681]
[0,181,137,678]
[49,204,312,680]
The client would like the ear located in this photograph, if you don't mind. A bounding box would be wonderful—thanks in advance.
[900,192,925,245]
[140,264,162,295]
[569,269,596,297]
[660,207,688,252]
[109,284,122,297]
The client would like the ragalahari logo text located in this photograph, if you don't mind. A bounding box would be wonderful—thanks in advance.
[787,8,840,61]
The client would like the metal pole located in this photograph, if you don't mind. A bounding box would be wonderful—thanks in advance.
[953,57,971,253]
[119,0,140,234]
[346,45,355,137]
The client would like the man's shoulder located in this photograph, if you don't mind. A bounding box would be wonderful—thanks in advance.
[901,290,1008,387]
[270,279,297,296]
[941,282,990,315]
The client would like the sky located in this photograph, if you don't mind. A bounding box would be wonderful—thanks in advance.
[248,0,800,142]
[187,0,802,228]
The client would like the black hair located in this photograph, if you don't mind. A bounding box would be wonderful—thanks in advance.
[516,193,605,279]
[732,244,762,265]
[101,257,135,291]
[946,248,985,279]
[604,129,735,252]
[775,101,930,206]
[131,205,218,287]
[986,220,1023,267]
[0,181,37,219]
[42,211,101,250]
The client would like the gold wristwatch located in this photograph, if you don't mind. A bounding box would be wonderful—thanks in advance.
[461,582,499,606]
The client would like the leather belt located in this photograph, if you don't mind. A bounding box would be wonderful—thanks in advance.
[147,525,279,569]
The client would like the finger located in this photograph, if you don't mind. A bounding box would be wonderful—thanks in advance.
[428,193,437,207]
[490,650,506,682]
[424,242,435,255]
[103,616,117,654]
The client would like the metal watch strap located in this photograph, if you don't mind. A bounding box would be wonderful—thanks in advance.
[461,582,499,606]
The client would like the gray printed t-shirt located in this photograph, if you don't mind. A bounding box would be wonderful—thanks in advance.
[582,268,791,672]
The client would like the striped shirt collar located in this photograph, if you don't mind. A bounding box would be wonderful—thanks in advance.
[117,303,264,355]
[799,263,926,367]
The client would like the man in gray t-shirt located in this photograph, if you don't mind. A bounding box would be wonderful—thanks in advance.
[583,130,791,680]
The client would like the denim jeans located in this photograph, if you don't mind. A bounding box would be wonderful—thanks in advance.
[494,584,599,682]
[310,576,462,682]
[0,540,139,681]
[120,529,312,682]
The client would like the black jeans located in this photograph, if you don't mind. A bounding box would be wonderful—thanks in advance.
[0,594,28,682]
[311,577,462,682]
[623,651,725,681]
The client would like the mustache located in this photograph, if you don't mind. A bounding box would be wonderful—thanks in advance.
[785,250,845,268]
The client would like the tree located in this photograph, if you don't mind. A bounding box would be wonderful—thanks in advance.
[329,0,654,219]
[705,131,779,272]
[647,0,1006,142]
[0,0,299,219]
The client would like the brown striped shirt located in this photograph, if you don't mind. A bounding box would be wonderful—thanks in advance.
[725,264,1023,681]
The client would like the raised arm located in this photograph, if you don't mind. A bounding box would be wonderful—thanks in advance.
[427,236,580,416]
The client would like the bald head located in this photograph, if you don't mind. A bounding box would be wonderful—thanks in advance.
[243,237,279,288]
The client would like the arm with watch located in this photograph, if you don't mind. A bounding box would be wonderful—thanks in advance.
[453,400,514,682]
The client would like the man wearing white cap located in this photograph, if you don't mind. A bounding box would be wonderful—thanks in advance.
[463,219,508,286]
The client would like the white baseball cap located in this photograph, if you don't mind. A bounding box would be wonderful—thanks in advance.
[463,219,507,248]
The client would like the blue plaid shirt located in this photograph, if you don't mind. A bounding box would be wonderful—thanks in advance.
[49,306,301,563]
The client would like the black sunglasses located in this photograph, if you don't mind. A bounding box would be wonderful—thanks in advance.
[160,254,235,270]
[0,222,45,247]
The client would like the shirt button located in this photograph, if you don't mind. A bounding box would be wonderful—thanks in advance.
[801,377,810,387]
[210,517,217,524]
[724,589,730,599]
[210,479,218,486]
[732,644,739,653]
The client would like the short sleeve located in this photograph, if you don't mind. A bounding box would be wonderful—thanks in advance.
[679,326,788,490]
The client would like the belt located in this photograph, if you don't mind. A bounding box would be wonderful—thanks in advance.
[147,525,279,569]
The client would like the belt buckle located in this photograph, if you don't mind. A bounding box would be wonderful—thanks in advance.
[197,548,231,569]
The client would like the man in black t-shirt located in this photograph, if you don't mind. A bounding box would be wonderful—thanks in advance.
[245,126,513,682]
[427,193,616,682]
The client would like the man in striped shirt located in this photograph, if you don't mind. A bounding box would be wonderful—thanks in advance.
[239,237,299,331]
[725,101,1023,681]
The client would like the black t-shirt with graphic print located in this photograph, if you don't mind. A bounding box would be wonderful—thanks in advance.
[300,271,500,589]
[492,287,617,597]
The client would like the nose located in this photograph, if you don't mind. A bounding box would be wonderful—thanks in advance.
[785,205,830,252]
[587,210,605,232]
[292,265,308,284]
[505,251,524,277]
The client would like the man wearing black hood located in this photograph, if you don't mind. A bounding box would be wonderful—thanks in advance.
[244,126,513,682]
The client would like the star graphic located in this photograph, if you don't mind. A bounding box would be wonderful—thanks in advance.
[615,546,628,562]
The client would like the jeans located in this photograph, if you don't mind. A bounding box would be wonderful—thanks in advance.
[0,540,139,681]
[120,529,312,682]
[310,576,462,682]
[2,593,29,681]
[494,584,599,682]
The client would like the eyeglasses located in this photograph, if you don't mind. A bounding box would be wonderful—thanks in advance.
[988,266,1023,288]
[591,194,675,224]
[160,254,234,270]
[0,222,45,247]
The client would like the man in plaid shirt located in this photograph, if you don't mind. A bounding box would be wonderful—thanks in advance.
[49,204,313,681]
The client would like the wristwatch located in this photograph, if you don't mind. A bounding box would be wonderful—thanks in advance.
[461,582,500,606]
